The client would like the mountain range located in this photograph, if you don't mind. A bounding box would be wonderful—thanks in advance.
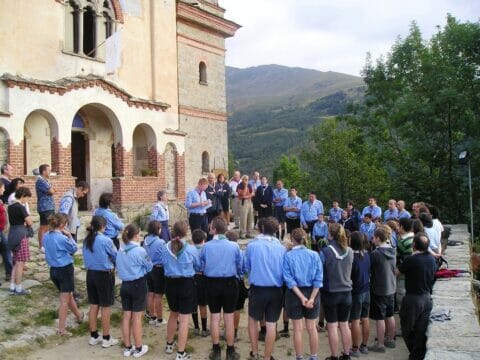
[226,64,365,176]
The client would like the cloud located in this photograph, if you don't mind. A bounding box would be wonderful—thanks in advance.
[221,0,480,76]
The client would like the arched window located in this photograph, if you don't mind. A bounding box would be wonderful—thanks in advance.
[65,0,115,59]
[199,62,207,84]
[202,151,210,173]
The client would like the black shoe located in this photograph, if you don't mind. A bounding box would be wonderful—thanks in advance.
[339,354,351,360]
[208,348,221,360]
[226,348,240,360]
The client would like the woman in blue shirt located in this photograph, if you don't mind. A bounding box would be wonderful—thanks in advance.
[43,213,83,336]
[283,228,323,360]
[116,224,152,358]
[83,216,118,348]
[143,220,167,326]
[93,193,124,249]
[163,221,200,360]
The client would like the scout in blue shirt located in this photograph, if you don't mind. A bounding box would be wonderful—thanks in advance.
[82,216,118,347]
[43,213,83,336]
[361,197,382,219]
[150,190,171,242]
[284,187,303,235]
[328,201,343,223]
[201,216,242,359]
[162,221,200,360]
[312,213,329,250]
[143,221,167,327]
[300,192,324,237]
[383,199,399,221]
[93,193,124,249]
[396,200,411,219]
[191,229,209,336]
[273,180,289,240]
[116,224,152,357]
[283,228,323,360]
[244,216,286,360]
[360,214,376,244]
[185,178,211,236]
[35,164,55,250]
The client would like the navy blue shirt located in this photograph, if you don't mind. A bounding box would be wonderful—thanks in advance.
[351,251,371,294]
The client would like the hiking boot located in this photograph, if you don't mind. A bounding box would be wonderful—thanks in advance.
[208,348,221,360]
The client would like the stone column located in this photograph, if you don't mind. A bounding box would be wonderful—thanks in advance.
[76,8,84,55]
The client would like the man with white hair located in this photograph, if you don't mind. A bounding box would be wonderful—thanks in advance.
[397,200,411,219]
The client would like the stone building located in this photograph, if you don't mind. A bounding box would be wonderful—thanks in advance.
[0,0,239,217]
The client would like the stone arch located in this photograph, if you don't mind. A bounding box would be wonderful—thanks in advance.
[201,150,210,173]
[23,109,59,175]
[132,123,157,176]
[164,142,177,198]
[199,61,207,84]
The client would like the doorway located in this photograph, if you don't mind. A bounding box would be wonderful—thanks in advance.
[71,131,88,210]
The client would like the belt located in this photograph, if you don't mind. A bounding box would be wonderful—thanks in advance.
[189,213,206,216]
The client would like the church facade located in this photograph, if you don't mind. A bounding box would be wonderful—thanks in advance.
[0,0,239,216]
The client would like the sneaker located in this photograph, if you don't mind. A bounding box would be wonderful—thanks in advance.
[385,339,396,348]
[201,329,210,337]
[193,328,200,336]
[368,343,386,353]
[226,349,240,360]
[339,354,351,360]
[144,313,153,321]
[279,329,290,338]
[176,352,192,360]
[359,344,368,354]
[148,318,158,325]
[123,347,134,357]
[249,352,260,360]
[89,336,103,346]
[209,348,221,360]
[14,288,31,295]
[102,337,119,348]
[133,345,149,358]
[155,318,168,327]
[349,348,360,358]
[165,341,177,354]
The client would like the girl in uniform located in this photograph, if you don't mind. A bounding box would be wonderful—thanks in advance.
[163,221,201,360]
[43,213,83,336]
[83,215,118,348]
[116,224,152,358]
[283,228,323,360]
[150,190,171,242]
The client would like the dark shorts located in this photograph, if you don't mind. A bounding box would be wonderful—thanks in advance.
[248,285,283,323]
[39,210,55,225]
[273,207,286,223]
[286,217,300,233]
[194,273,208,307]
[87,270,115,307]
[146,266,165,294]
[370,293,395,320]
[120,277,147,312]
[322,291,352,323]
[236,278,249,310]
[285,287,320,320]
[166,277,195,314]
[50,264,75,293]
[350,291,370,320]
[205,276,239,314]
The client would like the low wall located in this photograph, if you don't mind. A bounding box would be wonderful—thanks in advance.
[425,224,480,360]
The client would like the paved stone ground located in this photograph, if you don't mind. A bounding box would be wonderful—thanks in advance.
[425,225,479,360]
[0,224,412,359]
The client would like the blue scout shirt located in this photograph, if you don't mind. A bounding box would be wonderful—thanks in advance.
[328,207,343,223]
[360,222,376,242]
[44,231,77,267]
[35,176,55,212]
[116,242,153,281]
[150,201,169,222]
[383,208,399,221]
[143,234,166,266]
[398,209,411,219]
[83,233,117,271]
[284,196,302,218]
[283,245,323,289]
[185,188,210,214]
[201,234,242,278]
[300,200,324,226]
[244,234,286,287]
[312,221,329,239]
[93,207,124,238]
[161,239,201,277]
[361,205,382,219]
[272,188,288,208]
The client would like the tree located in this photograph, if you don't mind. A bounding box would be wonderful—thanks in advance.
[272,155,308,196]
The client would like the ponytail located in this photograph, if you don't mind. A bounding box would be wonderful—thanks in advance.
[84,216,106,252]
[329,223,348,251]
[48,213,68,231]
[122,224,140,245]
[170,221,188,255]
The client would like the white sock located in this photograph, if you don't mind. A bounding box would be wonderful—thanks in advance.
[9,283,15,291]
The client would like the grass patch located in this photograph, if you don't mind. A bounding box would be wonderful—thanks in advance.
[7,302,28,316]
[4,326,23,336]
[185,344,195,354]
[71,321,90,336]
[35,336,47,348]
[73,254,83,267]
[110,311,122,327]
[33,309,57,326]
[20,319,32,327]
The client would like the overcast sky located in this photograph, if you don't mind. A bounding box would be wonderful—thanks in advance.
[220,0,480,76]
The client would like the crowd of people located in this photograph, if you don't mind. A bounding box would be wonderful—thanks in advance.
[0,164,441,360]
